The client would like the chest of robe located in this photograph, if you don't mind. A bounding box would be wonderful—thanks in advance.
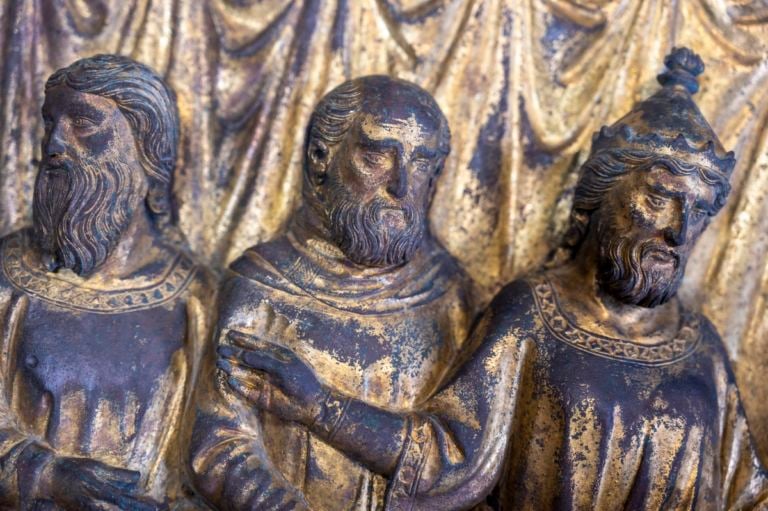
[12,298,188,454]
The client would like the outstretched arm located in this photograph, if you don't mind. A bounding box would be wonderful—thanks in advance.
[219,283,536,510]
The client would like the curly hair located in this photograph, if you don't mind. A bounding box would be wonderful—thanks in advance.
[562,149,731,256]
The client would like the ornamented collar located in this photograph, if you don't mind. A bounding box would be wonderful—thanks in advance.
[2,231,197,314]
[530,275,701,366]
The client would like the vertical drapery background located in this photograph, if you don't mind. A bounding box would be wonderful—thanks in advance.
[1,0,767,458]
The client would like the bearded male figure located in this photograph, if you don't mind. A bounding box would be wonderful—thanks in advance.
[0,55,213,509]
[220,48,768,510]
[188,76,476,510]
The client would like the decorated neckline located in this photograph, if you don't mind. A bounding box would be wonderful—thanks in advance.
[529,276,701,366]
[2,231,197,314]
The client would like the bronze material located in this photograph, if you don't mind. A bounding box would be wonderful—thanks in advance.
[218,48,768,510]
[189,76,476,510]
[1,0,768,463]
[0,55,214,510]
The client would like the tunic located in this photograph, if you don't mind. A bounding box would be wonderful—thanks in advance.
[0,229,213,509]
[189,230,475,510]
[384,275,768,510]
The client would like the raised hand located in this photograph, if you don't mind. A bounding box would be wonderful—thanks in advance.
[48,457,167,511]
[217,329,326,425]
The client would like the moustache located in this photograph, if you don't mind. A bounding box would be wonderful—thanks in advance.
[641,244,680,268]
[329,195,424,267]
[41,158,72,171]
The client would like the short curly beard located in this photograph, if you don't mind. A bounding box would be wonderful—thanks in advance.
[596,215,685,308]
[325,174,426,267]
[32,151,139,276]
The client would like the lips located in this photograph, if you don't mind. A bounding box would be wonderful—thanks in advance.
[41,160,72,177]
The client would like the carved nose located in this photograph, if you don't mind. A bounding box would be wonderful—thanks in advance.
[45,124,66,158]
[663,214,689,246]
[386,161,408,199]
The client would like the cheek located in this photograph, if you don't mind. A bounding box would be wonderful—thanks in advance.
[627,197,663,230]
[413,176,434,204]
[684,219,708,247]
[75,129,118,159]
[629,205,652,227]
[335,160,380,200]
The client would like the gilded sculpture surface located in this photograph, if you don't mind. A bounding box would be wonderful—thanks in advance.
[189,75,475,510]
[0,55,213,509]
[0,1,766,510]
[215,48,768,510]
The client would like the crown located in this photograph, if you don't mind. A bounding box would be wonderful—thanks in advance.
[589,47,735,178]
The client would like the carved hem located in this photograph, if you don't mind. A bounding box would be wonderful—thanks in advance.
[2,232,196,313]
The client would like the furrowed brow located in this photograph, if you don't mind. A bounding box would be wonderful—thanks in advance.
[649,183,684,199]
[358,132,402,151]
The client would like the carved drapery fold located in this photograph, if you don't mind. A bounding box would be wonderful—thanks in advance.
[0,0,767,459]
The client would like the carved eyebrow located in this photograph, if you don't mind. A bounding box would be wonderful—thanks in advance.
[650,182,716,214]
[67,102,107,123]
[413,147,437,160]
[649,183,683,198]
[358,132,402,151]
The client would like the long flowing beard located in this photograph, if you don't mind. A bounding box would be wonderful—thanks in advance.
[32,153,138,275]
[596,219,685,308]
[326,182,425,267]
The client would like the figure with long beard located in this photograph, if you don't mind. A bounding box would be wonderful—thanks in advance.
[0,55,214,509]
[188,76,477,510]
[218,48,768,510]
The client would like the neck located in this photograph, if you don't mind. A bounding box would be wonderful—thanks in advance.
[550,232,681,343]
[93,208,162,280]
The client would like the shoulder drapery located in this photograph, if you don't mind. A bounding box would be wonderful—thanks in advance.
[1,0,767,458]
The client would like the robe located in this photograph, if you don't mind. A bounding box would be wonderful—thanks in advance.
[0,229,213,509]
[189,229,475,510]
[383,275,768,511]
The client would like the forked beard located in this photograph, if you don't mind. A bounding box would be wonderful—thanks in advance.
[596,218,686,308]
[326,179,426,267]
[32,152,139,275]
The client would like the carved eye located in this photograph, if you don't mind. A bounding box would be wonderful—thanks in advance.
[690,207,707,222]
[363,151,389,167]
[646,194,667,209]
[72,117,96,129]
[412,158,431,173]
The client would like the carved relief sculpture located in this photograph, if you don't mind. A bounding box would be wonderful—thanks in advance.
[215,48,768,510]
[188,75,477,510]
[0,55,213,509]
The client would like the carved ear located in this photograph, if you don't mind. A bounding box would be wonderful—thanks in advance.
[307,139,330,185]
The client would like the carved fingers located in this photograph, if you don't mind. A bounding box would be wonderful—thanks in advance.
[51,457,168,511]
[217,343,323,425]
[216,351,273,410]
